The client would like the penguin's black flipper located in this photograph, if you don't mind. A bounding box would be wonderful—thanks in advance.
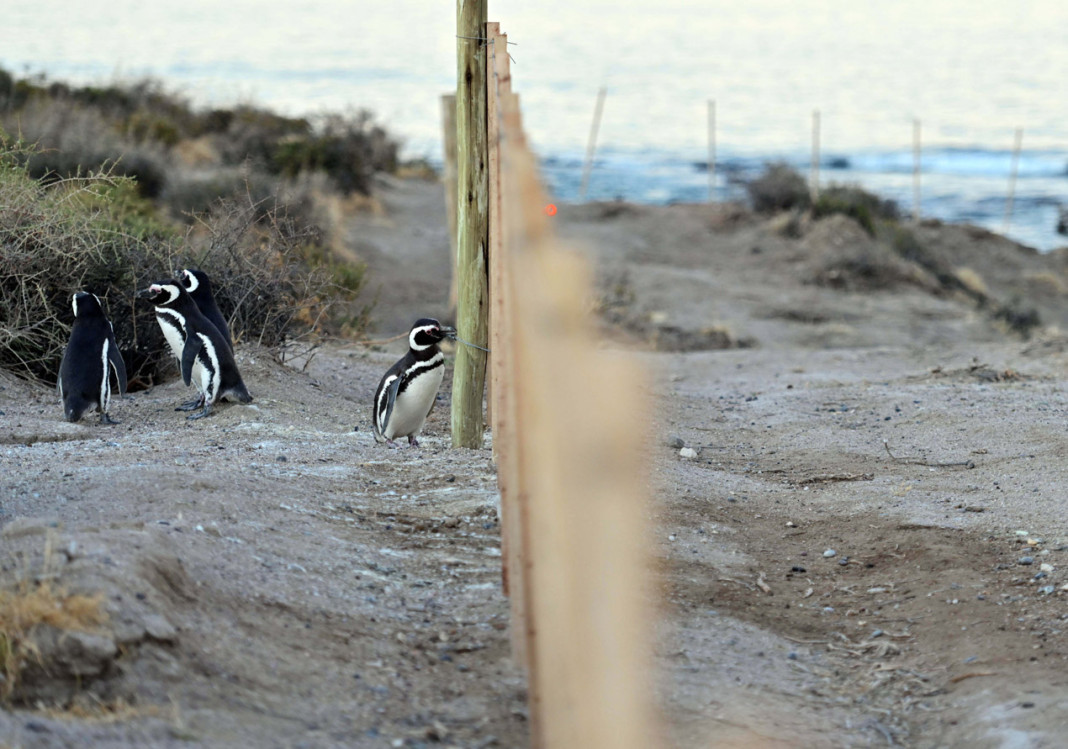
[107,331,127,395]
[381,375,402,437]
[180,334,204,386]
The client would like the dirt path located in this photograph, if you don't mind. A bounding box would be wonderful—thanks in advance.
[3,179,1068,748]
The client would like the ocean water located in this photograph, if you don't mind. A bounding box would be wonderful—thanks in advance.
[1,0,1065,249]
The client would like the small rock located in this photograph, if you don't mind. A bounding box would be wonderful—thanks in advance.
[1039,586,1055,595]
[666,434,685,449]
[823,549,837,558]
[679,447,698,460]
[785,521,796,528]
[277,455,288,462]
[1018,556,1035,566]
[143,614,178,642]
[838,557,849,566]
[1040,563,1055,572]
[790,566,806,573]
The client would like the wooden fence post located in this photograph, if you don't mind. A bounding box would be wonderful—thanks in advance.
[452,0,490,448]
[441,94,459,313]
[486,21,528,665]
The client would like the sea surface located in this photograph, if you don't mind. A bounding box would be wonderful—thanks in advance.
[2,0,1065,249]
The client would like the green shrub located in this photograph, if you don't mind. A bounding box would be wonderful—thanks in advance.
[813,185,899,236]
[747,162,810,214]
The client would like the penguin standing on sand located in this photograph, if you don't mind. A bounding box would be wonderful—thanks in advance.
[58,292,127,424]
[372,318,455,447]
[179,268,232,352]
[138,280,252,420]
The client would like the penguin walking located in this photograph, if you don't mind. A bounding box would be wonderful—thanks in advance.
[137,280,252,420]
[372,318,455,447]
[179,268,232,352]
[58,292,127,424]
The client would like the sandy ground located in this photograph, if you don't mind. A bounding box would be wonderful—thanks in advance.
[3,176,1068,748]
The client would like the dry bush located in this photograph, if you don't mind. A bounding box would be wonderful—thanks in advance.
[181,193,371,350]
[2,97,170,198]
[0,145,176,384]
[0,140,370,388]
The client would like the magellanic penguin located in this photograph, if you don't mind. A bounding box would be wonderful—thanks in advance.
[137,280,252,420]
[372,318,455,447]
[58,292,127,424]
[179,268,232,352]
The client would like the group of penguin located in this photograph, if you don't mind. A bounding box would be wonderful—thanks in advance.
[60,269,456,447]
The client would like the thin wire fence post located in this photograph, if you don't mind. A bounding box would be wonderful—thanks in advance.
[1003,127,1023,234]
[579,86,607,201]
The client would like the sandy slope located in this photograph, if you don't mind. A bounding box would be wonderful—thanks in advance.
[3,176,1068,748]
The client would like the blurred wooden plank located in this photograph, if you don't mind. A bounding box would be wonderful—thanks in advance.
[486,21,529,666]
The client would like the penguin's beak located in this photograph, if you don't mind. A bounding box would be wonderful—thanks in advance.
[440,326,457,340]
[136,287,154,299]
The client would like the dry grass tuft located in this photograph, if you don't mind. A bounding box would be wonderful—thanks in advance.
[0,579,107,701]
[953,267,989,297]
[40,695,176,725]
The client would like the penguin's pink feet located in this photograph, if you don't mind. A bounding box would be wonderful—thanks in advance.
[386,439,401,449]
[408,435,420,447]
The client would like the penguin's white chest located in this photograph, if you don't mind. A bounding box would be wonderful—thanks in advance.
[385,359,444,439]
[98,337,112,411]
[156,310,187,363]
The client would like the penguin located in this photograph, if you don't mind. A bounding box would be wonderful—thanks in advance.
[137,280,252,420]
[372,318,455,447]
[179,268,232,352]
[58,292,127,424]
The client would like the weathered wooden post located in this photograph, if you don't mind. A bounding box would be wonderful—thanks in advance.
[440,94,459,312]
[452,0,490,448]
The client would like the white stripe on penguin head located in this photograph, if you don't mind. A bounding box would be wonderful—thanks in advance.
[150,283,181,305]
[409,324,439,352]
[182,269,200,293]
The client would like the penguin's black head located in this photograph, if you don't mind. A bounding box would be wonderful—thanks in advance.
[409,318,456,351]
[180,268,212,296]
[71,291,104,319]
[137,280,184,307]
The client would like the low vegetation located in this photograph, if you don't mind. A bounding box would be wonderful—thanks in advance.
[0,68,386,387]
[0,140,369,387]
[746,163,1043,335]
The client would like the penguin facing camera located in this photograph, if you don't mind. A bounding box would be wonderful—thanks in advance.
[137,280,252,420]
[179,268,232,352]
[58,292,127,424]
[372,318,455,448]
